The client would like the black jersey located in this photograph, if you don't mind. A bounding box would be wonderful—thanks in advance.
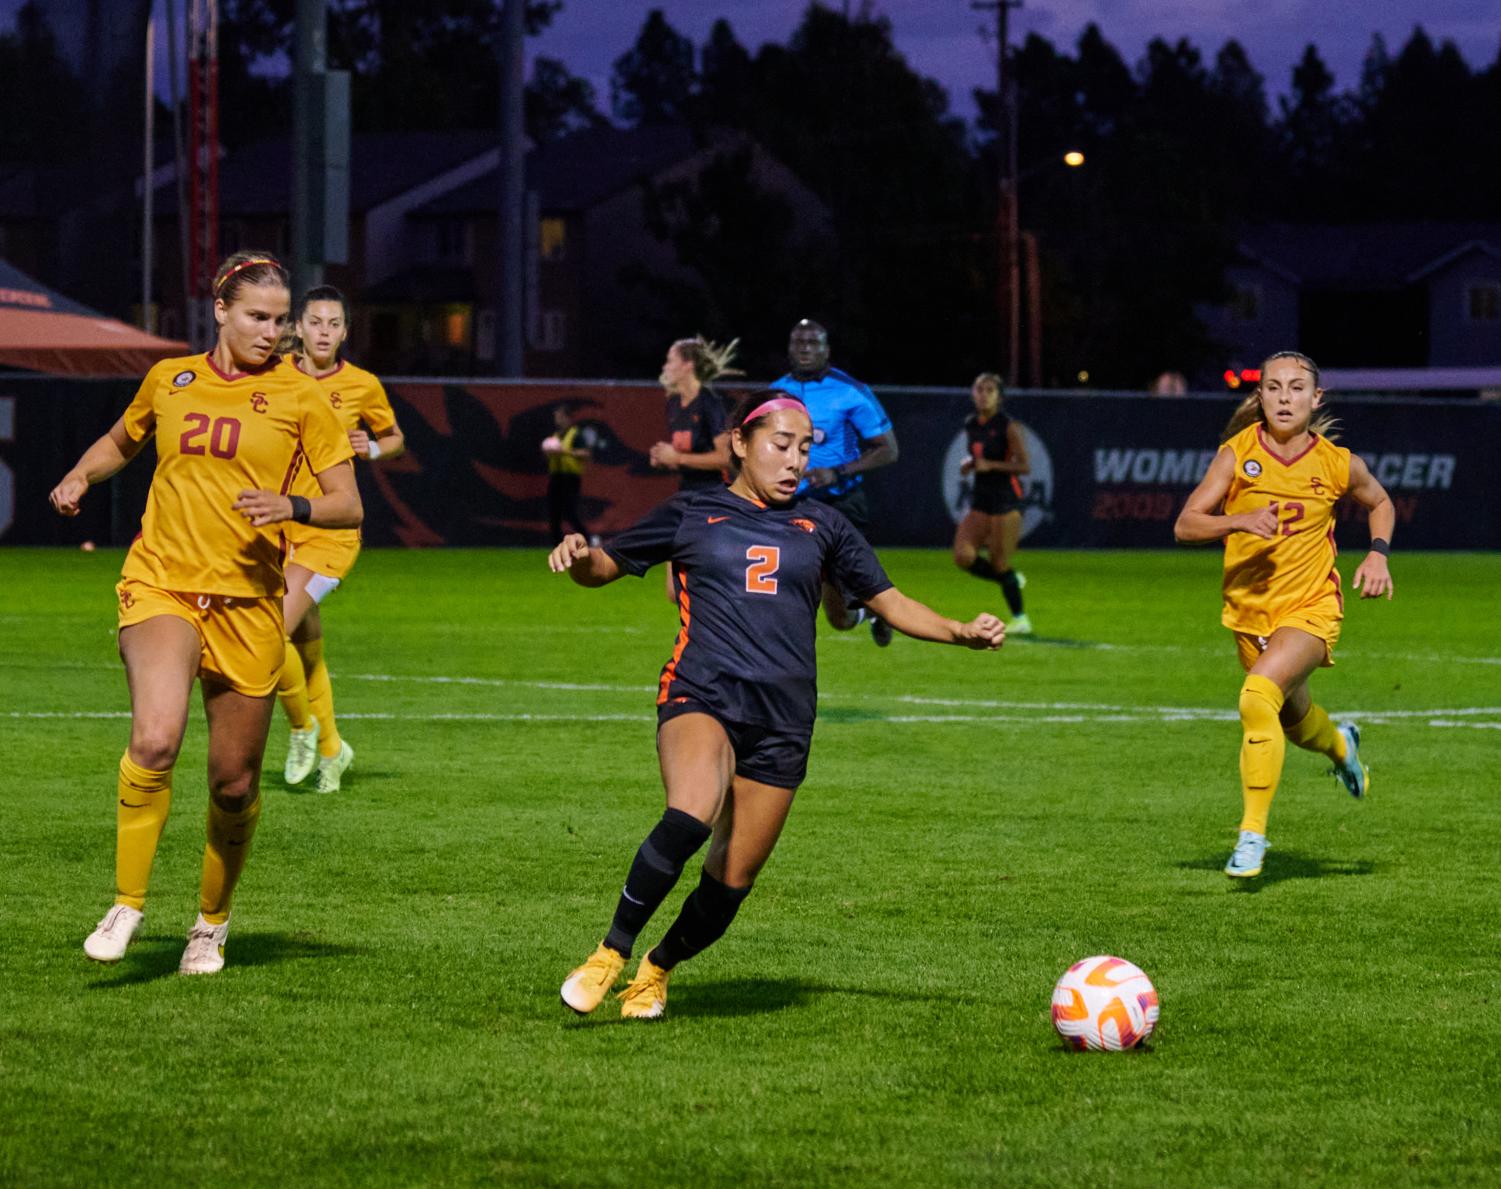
[604,487,892,732]
[965,411,1023,503]
[665,387,728,490]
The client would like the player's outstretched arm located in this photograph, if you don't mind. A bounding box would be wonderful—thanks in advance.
[1173,447,1275,543]
[547,534,623,587]
[1346,454,1395,600]
[864,588,1005,649]
[49,417,142,516]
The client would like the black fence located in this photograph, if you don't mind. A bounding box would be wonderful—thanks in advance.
[3,376,1497,550]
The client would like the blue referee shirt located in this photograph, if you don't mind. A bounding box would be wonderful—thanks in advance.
[771,367,893,498]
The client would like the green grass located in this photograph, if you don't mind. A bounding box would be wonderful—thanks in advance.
[1,545,1497,1186]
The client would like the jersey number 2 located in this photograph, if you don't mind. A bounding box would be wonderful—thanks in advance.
[745,546,780,595]
[180,413,242,459]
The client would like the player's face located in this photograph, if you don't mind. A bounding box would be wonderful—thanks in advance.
[215,283,291,369]
[972,377,1001,414]
[788,325,829,375]
[298,300,348,367]
[659,345,693,392]
[1258,357,1322,435]
[734,409,813,503]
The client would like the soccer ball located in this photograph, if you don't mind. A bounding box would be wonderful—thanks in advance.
[1051,955,1160,1051]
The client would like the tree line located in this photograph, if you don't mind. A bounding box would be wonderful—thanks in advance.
[4,2,1497,384]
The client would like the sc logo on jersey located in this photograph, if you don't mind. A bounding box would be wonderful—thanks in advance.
[941,424,1054,541]
[172,370,196,388]
[1243,459,1263,478]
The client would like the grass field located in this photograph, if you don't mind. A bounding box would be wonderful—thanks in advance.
[2,544,1498,1186]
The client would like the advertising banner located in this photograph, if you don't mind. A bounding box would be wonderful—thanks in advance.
[3,378,1497,551]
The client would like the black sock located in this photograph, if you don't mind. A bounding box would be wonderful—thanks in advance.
[650,869,752,969]
[967,557,1000,582]
[998,569,1024,615]
[603,808,711,958]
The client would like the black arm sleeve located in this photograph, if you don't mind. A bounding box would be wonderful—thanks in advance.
[602,493,689,577]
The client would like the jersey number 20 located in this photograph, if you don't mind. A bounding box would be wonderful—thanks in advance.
[745,546,780,595]
[180,413,242,459]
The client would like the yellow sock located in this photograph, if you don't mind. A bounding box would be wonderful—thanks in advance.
[199,795,262,924]
[1284,703,1346,761]
[301,637,343,758]
[1238,674,1286,837]
[277,637,312,731]
[116,752,173,910]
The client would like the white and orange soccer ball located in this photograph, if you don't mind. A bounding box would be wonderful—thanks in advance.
[1051,955,1160,1051]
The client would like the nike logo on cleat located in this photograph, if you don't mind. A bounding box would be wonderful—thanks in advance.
[119,800,148,808]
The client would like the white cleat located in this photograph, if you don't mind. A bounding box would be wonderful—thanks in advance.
[315,741,354,794]
[84,904,144,963]
[284,721,321,785]
[1007,613,1033,635]
[179,913,230,975]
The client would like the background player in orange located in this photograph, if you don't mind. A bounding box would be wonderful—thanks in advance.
[549,392,1005,1021]
[953,372,1032,633]
[49,251,361,973]
[277,285,405,793]
[1175,350,1394,879]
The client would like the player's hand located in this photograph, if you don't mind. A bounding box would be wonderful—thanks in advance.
[959,459,975,476]
[1237,506,1278,538]
[548,533,591,573]
[959,613,1006,650]
[348,429,373,458]
[49,472,88,516]
[1352,553,1394,600]
[807,466,838,489]
[649,442,679,469]
[233,489,294,527]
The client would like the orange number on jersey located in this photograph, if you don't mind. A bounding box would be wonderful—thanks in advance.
[181,413,242,459]
[745,546,780,595]
[1267,500,1306,536]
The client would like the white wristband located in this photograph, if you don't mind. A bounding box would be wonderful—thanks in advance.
[366,439,382,461]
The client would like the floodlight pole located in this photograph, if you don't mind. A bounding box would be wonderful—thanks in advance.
[292,0,327,296]
[141,17,155,332]
[973,0,1023,386]
[496,0,526,376]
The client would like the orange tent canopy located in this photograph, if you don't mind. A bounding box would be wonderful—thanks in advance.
[0,259,189,377]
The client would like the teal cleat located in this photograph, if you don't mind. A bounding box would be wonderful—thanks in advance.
[1330,722,1369,800]
[1225,830,1268,878]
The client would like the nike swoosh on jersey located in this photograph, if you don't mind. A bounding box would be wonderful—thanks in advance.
[707,516,729,524]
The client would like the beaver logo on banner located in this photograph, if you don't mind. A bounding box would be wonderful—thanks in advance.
[941,423,1054,540]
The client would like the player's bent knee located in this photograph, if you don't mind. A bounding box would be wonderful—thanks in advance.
[208,769,260,805]
[129,731,182,772]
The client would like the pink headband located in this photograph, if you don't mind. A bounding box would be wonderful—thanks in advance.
[741,397,806,426]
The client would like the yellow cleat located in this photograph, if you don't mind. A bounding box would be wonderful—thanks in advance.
[560,942,626,1014]
[617,954,672,1020]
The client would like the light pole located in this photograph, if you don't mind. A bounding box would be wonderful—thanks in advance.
[972,0,1023,384]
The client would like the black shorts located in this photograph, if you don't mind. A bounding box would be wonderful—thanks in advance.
[970,482,1022,516]
[657,698,810,789]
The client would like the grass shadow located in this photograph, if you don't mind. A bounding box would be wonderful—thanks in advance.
[565,976,977,1026]
[86,931,363,989]
[1177,850,1377,893]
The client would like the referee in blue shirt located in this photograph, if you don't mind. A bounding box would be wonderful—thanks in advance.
[772,319,900,645]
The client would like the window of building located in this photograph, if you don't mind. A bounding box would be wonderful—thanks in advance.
[442,305,471,348]
[1465,283,1500,323]
[538,309,566,351]
[539,216,567,261]
[1230,283,1262,324]
[434,218,469,263]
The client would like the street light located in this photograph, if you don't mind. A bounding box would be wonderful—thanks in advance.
[1011,149,1086,387]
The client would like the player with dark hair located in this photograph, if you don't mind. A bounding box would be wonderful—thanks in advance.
[277,285,405,794]
[549,389,1004,1020]
[954,371,1032,633]
[771,320,900,645]
[1175,350,1394,879]
[49,250,361,973]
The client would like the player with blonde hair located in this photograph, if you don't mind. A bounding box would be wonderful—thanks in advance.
[277,285,405,793]
[1175,350,1394,879]
[49,251,361,972]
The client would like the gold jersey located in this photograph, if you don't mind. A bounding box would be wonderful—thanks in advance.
[120,353,354,597]
[283,359,396,552]
[1220,423,1351,636]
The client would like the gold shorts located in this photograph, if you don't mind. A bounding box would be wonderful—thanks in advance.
[116,579,285,696]
[284,531,361,580]
[1234,612,1341,672]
